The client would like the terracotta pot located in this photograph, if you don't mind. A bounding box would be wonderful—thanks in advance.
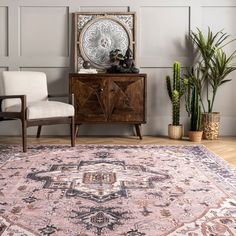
[189,131,203,142]
[168,124,183,140]
[202,112,220,140]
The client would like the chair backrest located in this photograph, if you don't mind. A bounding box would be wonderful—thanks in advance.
[1,71,48,109]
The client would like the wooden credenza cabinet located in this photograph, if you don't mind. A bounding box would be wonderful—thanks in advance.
[69,73,147,139]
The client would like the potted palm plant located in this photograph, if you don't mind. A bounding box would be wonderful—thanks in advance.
[190,28,236,139]
[166,62,186,139]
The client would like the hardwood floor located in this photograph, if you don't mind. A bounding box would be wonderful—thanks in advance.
[0,135,236,166]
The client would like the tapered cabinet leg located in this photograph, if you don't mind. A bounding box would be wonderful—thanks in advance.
[135,124,142,140]
[36,125,42,138]
[71,117,75,147]
[75,124,80,137]
[22,120,27,152]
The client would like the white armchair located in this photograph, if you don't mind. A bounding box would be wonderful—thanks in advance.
[0,71,75,152]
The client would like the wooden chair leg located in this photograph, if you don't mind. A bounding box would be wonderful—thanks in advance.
[36,125,42,138]
[22,119,27,152]
[71,117,75,147]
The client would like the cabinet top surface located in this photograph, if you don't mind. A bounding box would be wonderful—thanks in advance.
[69,73,147,77]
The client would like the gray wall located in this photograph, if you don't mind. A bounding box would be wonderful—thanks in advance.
[0,0,236,136]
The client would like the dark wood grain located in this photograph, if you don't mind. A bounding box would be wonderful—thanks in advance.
[69,73,147,138]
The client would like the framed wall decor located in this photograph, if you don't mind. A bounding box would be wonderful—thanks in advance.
[73,12,136,72]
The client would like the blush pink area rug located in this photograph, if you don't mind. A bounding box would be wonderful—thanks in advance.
[0,144,236,236]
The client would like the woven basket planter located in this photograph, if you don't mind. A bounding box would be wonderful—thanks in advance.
[202,112,220,140]
[189,131,203,142]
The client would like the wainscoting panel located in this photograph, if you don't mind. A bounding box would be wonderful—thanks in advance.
[139,6,190,67]
[202,6,236,61]
[20,6,69,57]
[202,6,236,35]
[0,7,8,57]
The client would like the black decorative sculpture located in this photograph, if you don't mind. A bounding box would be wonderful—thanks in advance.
[107,48,139,73]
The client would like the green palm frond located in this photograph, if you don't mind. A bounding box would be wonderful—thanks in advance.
[190,27,236,112]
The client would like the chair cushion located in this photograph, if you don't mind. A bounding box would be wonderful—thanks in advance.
[2,71,48,110]
[4,101,74,120]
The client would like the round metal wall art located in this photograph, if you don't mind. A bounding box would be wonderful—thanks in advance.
[79,17,131,68]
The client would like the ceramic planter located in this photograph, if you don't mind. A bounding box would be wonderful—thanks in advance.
[168,124,183,140]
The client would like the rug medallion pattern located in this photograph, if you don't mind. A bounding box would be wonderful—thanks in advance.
[0,144,235,235]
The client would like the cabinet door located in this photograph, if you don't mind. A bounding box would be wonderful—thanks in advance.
[108,76,146,122]
[70,76,108,122]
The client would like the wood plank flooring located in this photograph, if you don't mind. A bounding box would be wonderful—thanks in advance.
[0,136,235,166]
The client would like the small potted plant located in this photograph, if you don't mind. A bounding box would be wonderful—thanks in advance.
[166,62,186,139]
[185,71,203,142]
[190,28,236,139]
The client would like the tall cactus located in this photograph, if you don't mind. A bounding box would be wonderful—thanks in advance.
[190,85,201,131]
[186,78,202,131]
[166,62,185,126]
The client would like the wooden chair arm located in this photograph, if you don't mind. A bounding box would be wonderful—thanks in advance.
[0,95,26,119]
[0,95,25,100]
